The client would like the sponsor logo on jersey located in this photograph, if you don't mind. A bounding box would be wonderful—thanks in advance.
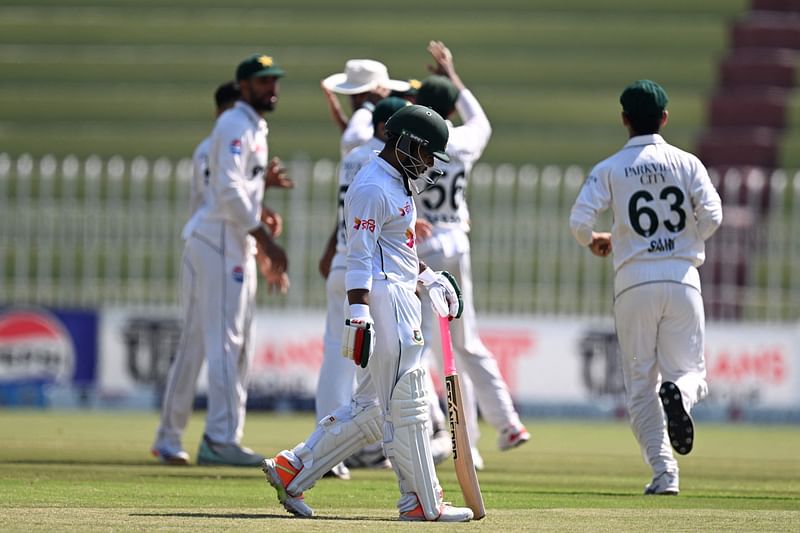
[398,201,413,216]
[229,139,242,155]
[412,330,423,344]
[232,265,244,283]
[404,228,415,249]
[353,217,376,232]
[0,309,75,383]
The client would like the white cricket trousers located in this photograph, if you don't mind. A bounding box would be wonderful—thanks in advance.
[614,281,708,476]
[316,263,356,420]
[155,232,256,448]
[419,247,522,444]
[356,280,442,512]
[286,279,443,515]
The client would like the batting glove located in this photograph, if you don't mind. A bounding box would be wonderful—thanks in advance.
[419,268,463,319]
[342,304,374,368]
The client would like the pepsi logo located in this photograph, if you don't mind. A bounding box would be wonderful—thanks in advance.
[232,265,244,283]
[0,310,75,383]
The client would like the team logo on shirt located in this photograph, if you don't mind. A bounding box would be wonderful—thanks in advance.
[353,217,376,232]
[398,201,413,216]
[404,228,415,249]
[412,330,423,344]
[229,139,242,155]
[232,265,244,283]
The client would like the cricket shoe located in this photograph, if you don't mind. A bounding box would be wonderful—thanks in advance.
[659,381,694,455]
[196,435,265,466]
[151,443,189,465]
[430,430,453,465]
[644,471,679,495]
[262,454,314,518]
[498,423,531,451]
[399,501,474,522]
[322,461,351,480]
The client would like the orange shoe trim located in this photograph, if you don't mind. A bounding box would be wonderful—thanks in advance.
[274,455,301,487]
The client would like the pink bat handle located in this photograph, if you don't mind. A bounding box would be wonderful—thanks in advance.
[438,315,457,377]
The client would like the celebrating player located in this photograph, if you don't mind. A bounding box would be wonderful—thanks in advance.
[414,40,530,469]
[321,59,410,158]
[569,80,723,494]
[151,54,289,467]
[263,105,473,522]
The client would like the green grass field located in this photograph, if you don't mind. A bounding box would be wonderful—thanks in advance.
[0,410,797,532]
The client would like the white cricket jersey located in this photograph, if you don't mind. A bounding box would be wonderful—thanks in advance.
[184,101,267,258]
[331,137,383,270]
[344,157,419,293]
[415,89,491,257]
[340,104,374,159]
[570,134,722,294]
[189,136,211,219]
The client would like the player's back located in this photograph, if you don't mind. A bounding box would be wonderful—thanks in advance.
[598,134,712,271]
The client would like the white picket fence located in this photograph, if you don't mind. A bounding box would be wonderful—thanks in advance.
[1,153,798,321]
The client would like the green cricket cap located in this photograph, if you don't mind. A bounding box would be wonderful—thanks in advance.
[416,75,459,118]
[620,80,668,118]
[372,97,411,127]
[236,54,285,81]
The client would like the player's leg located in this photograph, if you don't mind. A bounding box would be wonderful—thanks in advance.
[656,284,708,456]
[152,242,204,464]
[198,241,262,466]
[418,249,484,463]
[371,282,471,522]
[315,264,355,478]
[421,357,452,465]
[446,250,528,451]
[264,367,382,517]
[614,283,679,494]
[316,265,356,418]
[418,304,452,466]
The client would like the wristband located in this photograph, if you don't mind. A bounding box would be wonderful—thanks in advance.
[418,267,437,286]
[349,303,371,321]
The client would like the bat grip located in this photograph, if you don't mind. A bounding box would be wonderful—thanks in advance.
[438,315,457,376]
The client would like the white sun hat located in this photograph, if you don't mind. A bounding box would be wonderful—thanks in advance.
[322,59,411,95]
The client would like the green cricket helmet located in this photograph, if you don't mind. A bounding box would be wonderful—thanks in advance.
[385,105,450,163]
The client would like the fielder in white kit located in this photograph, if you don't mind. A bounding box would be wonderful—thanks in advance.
[570,80,723,494]
[414,41,529,466]
[263,105,473,522]
[151,54,289,466]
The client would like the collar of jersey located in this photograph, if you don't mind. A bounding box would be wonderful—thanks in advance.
[234,101,266,127]
[375,155,404,182]
[624,133,665,148]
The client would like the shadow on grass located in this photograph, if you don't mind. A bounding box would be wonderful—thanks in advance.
[130,512,390,522]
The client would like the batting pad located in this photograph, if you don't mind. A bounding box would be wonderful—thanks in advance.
[384,367,442,520]
[287,401,382,494]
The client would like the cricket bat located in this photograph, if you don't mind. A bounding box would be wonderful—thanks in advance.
[439,315,486,520]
